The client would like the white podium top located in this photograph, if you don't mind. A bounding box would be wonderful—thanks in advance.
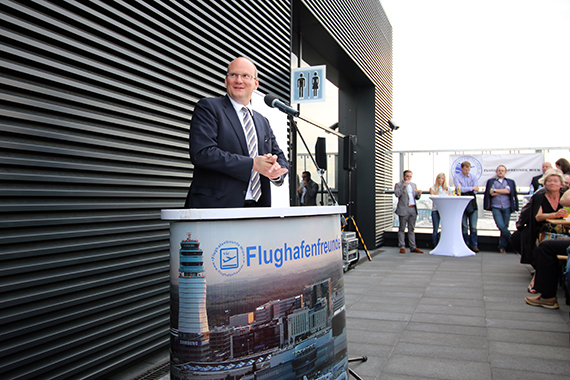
[161,206,347,221]
[429,195,473,202]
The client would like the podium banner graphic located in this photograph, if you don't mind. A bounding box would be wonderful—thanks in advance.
[168,213,348,379]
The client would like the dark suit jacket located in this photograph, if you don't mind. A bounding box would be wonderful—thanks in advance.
[513,189,545,267]
[530,174,542,193]
[483,177,519,212]
[299,179,318,206]
[185,95,288,208]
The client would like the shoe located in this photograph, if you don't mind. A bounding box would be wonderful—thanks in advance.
[471,246,479,253]
[399,248,406,254]
[410,248,424,254]
[499,248,506,254]
[525,295,559,309]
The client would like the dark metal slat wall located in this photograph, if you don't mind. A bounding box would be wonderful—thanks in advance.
[373,2,395,247]
[0,0,290,379]
[301,0,393,246]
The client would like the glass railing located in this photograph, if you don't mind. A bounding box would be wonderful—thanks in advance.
[298,148,569,235]
[297,153,338,190]
[385,147,569,235]
[388,192,531,235]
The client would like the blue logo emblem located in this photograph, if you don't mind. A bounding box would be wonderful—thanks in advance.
[451,155,483,182]
[220,247,238,269]
[212,241,245,277]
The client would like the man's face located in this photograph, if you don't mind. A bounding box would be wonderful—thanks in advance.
[542,162,552,173]
[564,175,570,187]
[225,58,259,105]
[496,166,506,179]
[461,165,471,176]
[302,173,308,184]
[404,172,413,181]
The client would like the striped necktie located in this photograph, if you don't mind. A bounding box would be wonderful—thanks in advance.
[241,107,261,201]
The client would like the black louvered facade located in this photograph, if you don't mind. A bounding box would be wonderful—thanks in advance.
[0,1,391,379]
[297,0,393,246]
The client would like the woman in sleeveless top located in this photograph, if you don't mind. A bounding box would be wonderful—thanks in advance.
[429,173,449,247]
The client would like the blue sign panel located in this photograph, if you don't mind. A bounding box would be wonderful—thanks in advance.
[291,65,326,104]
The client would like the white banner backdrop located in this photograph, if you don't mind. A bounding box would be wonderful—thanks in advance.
[449,153,544,188]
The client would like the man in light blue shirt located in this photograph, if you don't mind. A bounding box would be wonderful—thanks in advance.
[454,161,480,252]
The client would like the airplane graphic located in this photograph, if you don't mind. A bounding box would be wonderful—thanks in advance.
[220,247,238,269]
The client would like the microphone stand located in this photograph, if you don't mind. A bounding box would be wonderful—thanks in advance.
[288,113,368,380]
[288,114,338,206]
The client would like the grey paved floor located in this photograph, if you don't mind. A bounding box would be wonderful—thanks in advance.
[345,247,570,380]
[120,247,570,380]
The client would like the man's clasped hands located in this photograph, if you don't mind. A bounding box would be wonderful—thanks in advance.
[253,154,288,180]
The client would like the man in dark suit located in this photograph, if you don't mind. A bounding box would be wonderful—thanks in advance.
[298,171,318,206]
[184,57,288,208]
[530,161,552,193]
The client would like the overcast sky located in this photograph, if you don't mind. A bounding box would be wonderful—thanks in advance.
[380,0,570,152]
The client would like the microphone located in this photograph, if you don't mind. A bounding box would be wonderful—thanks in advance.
[264,94,299,117]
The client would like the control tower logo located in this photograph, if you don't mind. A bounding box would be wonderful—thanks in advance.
[211,240,245,277]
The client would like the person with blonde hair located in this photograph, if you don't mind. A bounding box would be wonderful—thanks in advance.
[535,169,568,227]
[514,168,568,293]
[525,187,570,309]
[429,173,449,247]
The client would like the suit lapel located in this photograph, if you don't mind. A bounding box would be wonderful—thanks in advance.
[222,96,249,155]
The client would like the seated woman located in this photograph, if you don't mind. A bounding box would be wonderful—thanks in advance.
[534,169,569,240]
[514,169,568,293]
[525,187,570,308]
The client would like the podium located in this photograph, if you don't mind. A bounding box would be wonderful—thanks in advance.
[429,196,475,257]
[161,206,348,380]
